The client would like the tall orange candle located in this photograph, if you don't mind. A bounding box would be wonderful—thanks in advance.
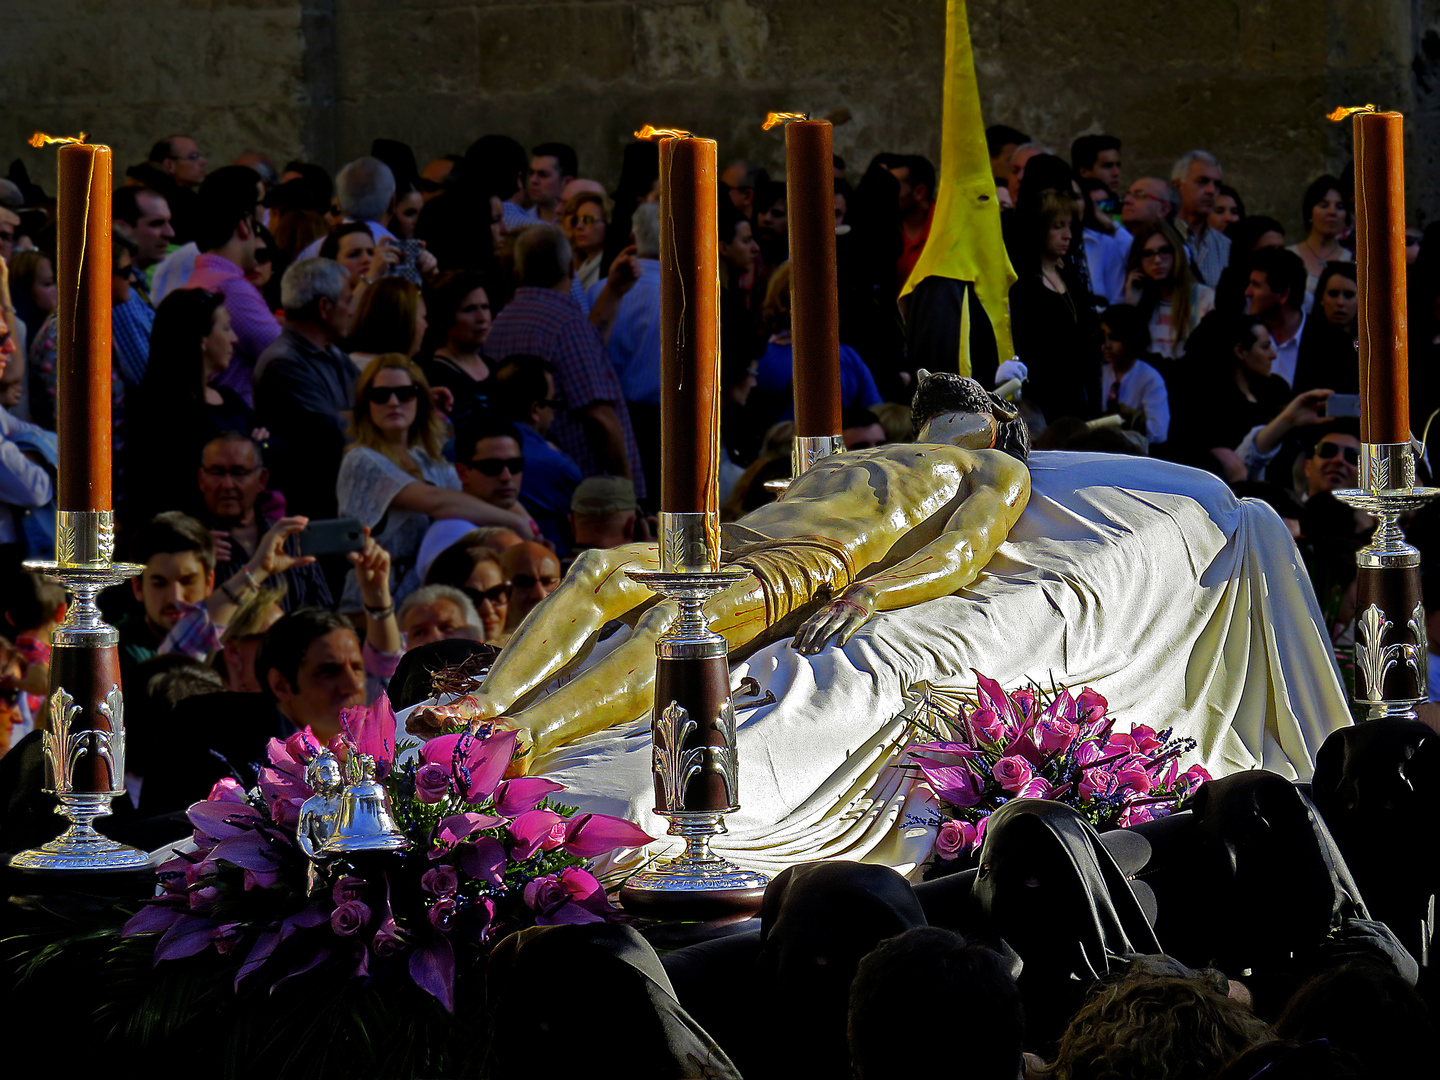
[1352,111,1409,446]
[784,119,842,439]
[52,140,113,512]
[653,132,721,518]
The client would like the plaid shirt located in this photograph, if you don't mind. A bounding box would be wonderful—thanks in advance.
[112,287,154,388]
[186,254,281,406]
[484,286,646,497]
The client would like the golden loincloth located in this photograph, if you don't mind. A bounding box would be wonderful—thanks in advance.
[720,527,857,625]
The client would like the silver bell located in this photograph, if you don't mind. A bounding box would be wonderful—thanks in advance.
[319,753,410,855]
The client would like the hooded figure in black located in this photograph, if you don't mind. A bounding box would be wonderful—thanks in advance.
[970,799,1162,1053]
[745,861,926,1080]
[1311,719,1440,978]
[1187,770,1418,1019]
[483,922,740,1080]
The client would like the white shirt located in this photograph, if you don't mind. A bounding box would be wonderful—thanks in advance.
[1100,358,1170,444]
[1270,310,1307,388]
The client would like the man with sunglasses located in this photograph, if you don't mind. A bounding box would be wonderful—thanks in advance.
[1302,428,1361,499]
[454,420,526,514]
[185,166,281,405]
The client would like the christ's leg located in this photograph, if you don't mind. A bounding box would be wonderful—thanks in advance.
[511,573,769,760]
[476,543,659,715]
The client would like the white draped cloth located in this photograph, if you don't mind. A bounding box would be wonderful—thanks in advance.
[401,451,1351,877]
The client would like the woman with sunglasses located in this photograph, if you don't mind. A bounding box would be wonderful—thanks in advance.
[1122,219,1213,359]
[120,288,269,528]
[561,191,608,295]
[337,354,534,611]
[417,270,494,435]
[424,534,511,643]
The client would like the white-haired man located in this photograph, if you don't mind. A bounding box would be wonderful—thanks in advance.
[1171,150,1231,287]
[297,156,399,260]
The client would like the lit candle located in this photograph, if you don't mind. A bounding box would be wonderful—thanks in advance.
[783,118,842,439]
[51,139,114,512]
[652,131,721,521]
[1352,110,1409,448]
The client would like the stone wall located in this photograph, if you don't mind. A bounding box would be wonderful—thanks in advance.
[4,0,1437,226]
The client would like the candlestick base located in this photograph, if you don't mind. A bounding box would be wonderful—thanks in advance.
[9,558,147,872]
[622,564,767,919]
[764,433,846,498]
[1334,441,1440,721]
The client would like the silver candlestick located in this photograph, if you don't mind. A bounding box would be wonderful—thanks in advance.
[11,511,147,871]
[764,433,846,497]
[1334,442,1440,720]
[619,511,768,918]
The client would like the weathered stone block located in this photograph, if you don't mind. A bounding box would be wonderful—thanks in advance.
[476,2,635,92]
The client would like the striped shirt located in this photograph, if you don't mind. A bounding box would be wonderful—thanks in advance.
[484,286,647,498]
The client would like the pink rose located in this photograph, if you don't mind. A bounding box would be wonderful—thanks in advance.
[207,778,248,804]
[332,876,366,905]
[414,762,453,804]
[992,755,1033,795]
[330,899,371,937]
[1115,765,1154,795]
[1119,803,1157,827]
[935,818,980,860]
[1079,768,1118,801]
[421,865,459,897]
[1075,687,1108,723]
[1178,764,1212,795]
[285,729,324,764]
[1010,687,1039,720]
[969,708,1009,744]
[428,897,457,930]
[1035,717,1078,756]
[373,918,406,957]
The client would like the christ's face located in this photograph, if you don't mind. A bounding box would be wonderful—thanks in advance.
[916,410,998,450]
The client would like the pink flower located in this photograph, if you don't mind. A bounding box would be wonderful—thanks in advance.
[969,708,1009,744]
[910,740,978,768]
[1115,765,1154,795]
[1075,687,1108,723]
[428,897,457,930]
[1108,725,1162,756]
[992,755,1033,795]
[561,814,653,858]
[1119,803,1157,827]
[211,923,244,956]
[917,762,985,808]
[421,865,459,897]
[207,778,249,804]
[492,777,565,818]
[935,818,980,860]
[1018,776,1054,799]
[974,671,1020,727]
[330,900,371,937]
[339,694,397,773]
[421,729,518,803]
[284,729,324,764]
[1072,740,1106,767]
[508,809,567,860]
[373,918,407,957]
[1079,768,1118,801]
[414,762,453,804]
[332,876,366,905]
[1035,717,1079,756]
[1010,687,1039,721]
[1040,687,1076,726]
[523,867,616,925]
[455,837,507,886]
[1177,764,1212,795]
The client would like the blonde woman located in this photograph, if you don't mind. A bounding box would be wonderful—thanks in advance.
[336,354,533,609]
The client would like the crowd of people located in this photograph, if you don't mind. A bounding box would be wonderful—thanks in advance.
[0,122,1436,1072]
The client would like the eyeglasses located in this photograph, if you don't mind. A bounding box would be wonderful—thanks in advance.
[571,214,601,227]
[201,465,261,479]
[510,573,560,591]
[366,385,421,405]
[468,456,524,476]
[1314,442,1360,466]
[538,396,565,410]
[1127,190,1167,204]
[1141,245,1175,260]
[168,152,204,162]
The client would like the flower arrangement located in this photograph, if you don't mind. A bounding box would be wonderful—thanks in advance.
[120,695,652,1012]
[911,673,1210,862]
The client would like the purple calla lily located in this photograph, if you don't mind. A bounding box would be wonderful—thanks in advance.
[340,694,397,772]
[560,814,653,858]
[410,934,456,1012]
[492,777,564,817]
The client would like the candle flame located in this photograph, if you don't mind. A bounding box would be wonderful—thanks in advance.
[762,112,809,131]
[1326,104,1376,122]
[635,125,692,140]
[29,130,88,147]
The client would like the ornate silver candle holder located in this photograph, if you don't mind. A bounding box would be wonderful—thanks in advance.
[11,510,148,871]
[1334,441,1440,720]
[619,512,769,918]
